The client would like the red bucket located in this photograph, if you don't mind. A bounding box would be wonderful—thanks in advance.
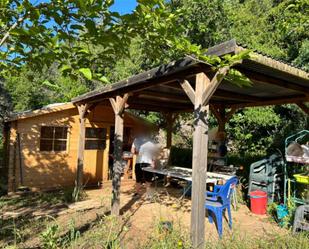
[249,190,267,215]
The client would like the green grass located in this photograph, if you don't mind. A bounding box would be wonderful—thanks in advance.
[0,216,49,247]
[59,217,309,249]
[1,213,308,249]
[143,224,309,249]
[0,187,84,210]
[0,188,86,247]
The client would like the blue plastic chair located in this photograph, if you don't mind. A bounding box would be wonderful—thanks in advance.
[205,176,238,238]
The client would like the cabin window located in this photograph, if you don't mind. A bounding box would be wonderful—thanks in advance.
[85,128,107,150]
[40,126,68,152]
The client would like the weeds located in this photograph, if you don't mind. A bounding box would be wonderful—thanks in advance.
[0,216,46,247]
[141,220,191,249]
[0,188,87,212]
[66,215,124,249]
[61,219,81,248]
[142,222,309,249]
[40,223,60,249]
[72,183,88,202]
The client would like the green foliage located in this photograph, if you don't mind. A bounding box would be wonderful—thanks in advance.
[227,107,281,156]
[225,0,285,59]
[0,189,79,211]
[4,65,90,112]
[40,223,60,249]
[170,147,192,168]
[105,37,149,82]
[0,0,128,81]
[270,0,309,64]
[294,39,309,71]
[1,0,252,86]
[71,215,124,249]
[72,184,88,203]
[142,221,190,249]
[141,221,309,249]
[169,0,231,48]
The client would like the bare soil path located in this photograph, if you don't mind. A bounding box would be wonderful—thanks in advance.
[0,181,285,248]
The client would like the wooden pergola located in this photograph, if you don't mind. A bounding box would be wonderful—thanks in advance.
[72,39,309,248]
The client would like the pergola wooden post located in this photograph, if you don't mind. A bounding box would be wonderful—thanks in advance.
[76,103,92,191]
[165,112,176,149]
[210,105,237,133]
[109,94,129,215]
[179,67,229,248]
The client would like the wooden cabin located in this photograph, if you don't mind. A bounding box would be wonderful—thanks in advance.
[3,102,147,192]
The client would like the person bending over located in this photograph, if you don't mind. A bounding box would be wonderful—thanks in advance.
[131,132,158,198]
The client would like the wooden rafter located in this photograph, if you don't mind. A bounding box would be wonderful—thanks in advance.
[214,89,263,102]
[227,95,309,109]
[179,79,195,104]
[240,69,309,95]
[129,98,192,110]
[137,91,188,103]
[202,66,229,105]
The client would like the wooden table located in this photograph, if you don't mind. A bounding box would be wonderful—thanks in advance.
[143,166,236,199]
[143,166,233,183]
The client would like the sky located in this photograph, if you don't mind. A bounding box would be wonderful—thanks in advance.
[110,0,138,14]
[29,0,138,15]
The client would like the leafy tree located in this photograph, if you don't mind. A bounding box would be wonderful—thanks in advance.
[4,65,90,112]
[225,0,285,58]
[270,0,309,65]
[1,0,129,81]
[169,0,231,48]
[227,107,281,156]
[293,40,309,71]
[0,80,12,122]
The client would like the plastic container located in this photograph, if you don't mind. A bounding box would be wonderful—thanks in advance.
[249,190,267,215]
[293,174,309,184]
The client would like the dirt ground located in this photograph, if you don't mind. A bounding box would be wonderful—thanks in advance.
[1,181,286,248]
[100,182,285,248]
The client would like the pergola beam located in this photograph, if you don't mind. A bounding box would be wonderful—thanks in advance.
[129,98,192,110]
[227,95,309,108]
[240,69,309,94]
[214,89,263,102]
[137,91,188,103]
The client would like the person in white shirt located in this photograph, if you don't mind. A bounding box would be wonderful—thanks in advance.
[131,131,158,197]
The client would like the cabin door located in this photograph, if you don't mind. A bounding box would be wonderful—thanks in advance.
[83,125,110,186]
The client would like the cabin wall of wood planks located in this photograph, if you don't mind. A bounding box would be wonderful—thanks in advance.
[6,105,139,192]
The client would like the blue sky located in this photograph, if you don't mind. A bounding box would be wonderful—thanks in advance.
[110,0,138,14]
[30,1,137,15]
